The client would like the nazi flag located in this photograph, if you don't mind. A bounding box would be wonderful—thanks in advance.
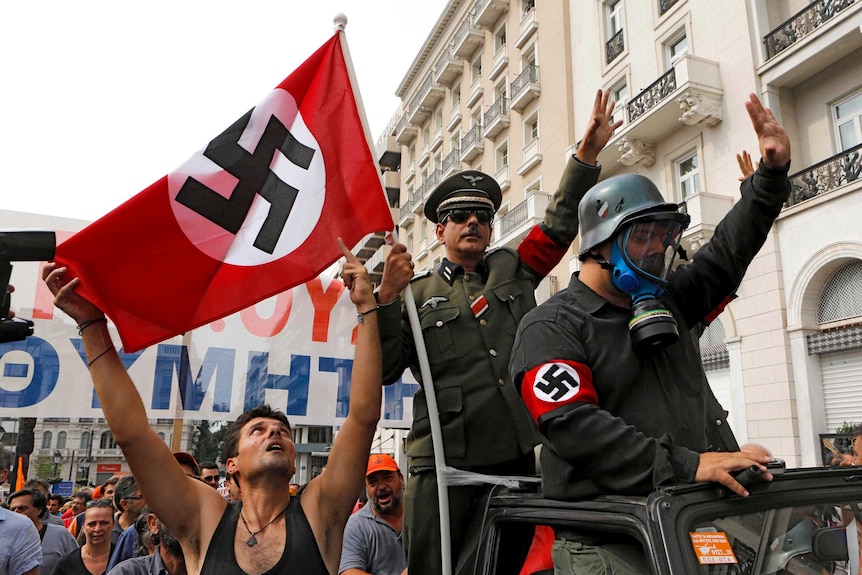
[56,31,393,352]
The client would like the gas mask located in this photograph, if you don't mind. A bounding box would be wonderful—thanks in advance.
[608,216,688,352]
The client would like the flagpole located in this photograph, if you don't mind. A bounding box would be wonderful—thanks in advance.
[335,15,453,575]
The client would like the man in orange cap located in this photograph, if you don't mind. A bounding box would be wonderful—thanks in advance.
[339,454,406,575]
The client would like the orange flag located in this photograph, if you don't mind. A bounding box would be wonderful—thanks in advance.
[15,456,25,490]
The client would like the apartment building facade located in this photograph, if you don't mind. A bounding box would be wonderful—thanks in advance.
[365,0,862,467]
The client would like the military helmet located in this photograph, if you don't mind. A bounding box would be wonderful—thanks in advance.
[578,174,687,257]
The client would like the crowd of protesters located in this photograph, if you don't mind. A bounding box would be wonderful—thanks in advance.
[0,89,793,575]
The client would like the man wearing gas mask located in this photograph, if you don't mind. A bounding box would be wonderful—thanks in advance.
[510,93,789,573]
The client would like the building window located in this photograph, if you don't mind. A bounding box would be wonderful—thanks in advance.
[496,142,509,170]
[421,124,430,146]
[817,260,862,324]
[835,91,862,151]
[494,24,507,53]
[100,431,117,450]
[611,80,628,125]
[57,431,67,449]
[452,85,461,108]
[306,426,333,444]
[675,150,701,199]
[667,32,688,66]
[471,54,482,84]
[607,0,623,35]
[525,112,539,142]
[80,431,90,450]
[41,431,52,449]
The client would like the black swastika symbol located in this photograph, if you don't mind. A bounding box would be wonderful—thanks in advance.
[535,365,578,401]
[175,109,315,254]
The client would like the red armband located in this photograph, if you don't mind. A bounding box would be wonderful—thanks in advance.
[518,226,567,278]
[520,359,597,424]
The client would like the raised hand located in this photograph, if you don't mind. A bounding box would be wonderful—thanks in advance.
[745,93,791,169]
[577,89,624,166]
[376,242,414,305]
[736,150,754,181]
[42,262,105,325]
[338,238,375,311]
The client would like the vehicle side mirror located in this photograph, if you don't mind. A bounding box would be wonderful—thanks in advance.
[812,526,849,562]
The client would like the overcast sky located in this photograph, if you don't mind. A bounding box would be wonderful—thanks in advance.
[2,1,448,221]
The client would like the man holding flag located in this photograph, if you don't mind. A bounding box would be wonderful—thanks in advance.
[375,90,622,575]
[43,238,381,575]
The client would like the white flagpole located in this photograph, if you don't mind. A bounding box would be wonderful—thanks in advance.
[335,15,453,575]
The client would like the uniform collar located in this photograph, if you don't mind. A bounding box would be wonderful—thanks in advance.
[569,272,622,314]
[437,257,489,286]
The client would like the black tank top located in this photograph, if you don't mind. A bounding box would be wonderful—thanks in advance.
[199,497,328,575]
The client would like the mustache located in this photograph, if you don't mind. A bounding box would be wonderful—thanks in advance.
[462,225,482,238]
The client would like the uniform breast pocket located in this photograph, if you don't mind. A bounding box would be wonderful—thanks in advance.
[491,281,531,335]
[418,304,461,363]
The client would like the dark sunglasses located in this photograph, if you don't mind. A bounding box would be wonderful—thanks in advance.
[123,495,144,500]
[202,476,220,483]
[441,209,494,225]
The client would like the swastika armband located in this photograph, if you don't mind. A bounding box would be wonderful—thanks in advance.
[520,360,597,424]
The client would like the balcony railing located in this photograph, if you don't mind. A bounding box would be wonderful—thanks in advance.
[764,0,856,59]
[461,125,484,162]
[512,65,538,99]
[474,0,509,29]
[786,142,862,207]
[434,46,462,85]
[659,0,681,16]
[442,148,461,175]
[606,29,625,64]
[627,68,677,123]
[499,198,528,236]
[453,16,484,58]
[483,96,509,139]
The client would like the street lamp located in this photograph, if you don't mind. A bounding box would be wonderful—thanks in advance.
[52,450,62,482]
[78,458,91,486]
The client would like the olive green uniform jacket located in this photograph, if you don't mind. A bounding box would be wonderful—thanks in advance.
[379,156,601,469]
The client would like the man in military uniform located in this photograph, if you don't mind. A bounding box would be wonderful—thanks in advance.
[375,90,621,575]
[510,93,786,573]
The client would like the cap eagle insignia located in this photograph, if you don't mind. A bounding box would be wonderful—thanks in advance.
[462,174,484,187]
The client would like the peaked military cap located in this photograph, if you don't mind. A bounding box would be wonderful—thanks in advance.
[424,170,503,223]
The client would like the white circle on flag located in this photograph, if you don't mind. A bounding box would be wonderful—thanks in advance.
[532,362,581,402]
[168,89,326,266]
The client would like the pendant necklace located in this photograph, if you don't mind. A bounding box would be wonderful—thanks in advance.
[240,503,290,547]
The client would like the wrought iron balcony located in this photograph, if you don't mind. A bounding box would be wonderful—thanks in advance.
[399,194,416,225]
[606,29,624,64]
[474,0,509,29]
[628,68,677,123]
[434,46,463,86]
[483,96,510,139]
[461,125,484,162]
[453,17,484,59]
[597,55,722,175]
[419,169,442,202]
[659,0,681,16]
[493,193,550,249]
[510,65,540,112]
[408,74,444,125]
[764,0,856,60]
[442,147,461,176]
[395,114,417,145]
[786,142,862,207]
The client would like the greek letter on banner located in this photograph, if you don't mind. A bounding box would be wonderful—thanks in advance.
[520,359,597,424]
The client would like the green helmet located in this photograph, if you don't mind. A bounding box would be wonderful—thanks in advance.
[578,174,687,258]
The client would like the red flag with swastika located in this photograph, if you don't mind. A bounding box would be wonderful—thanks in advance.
[55,31,392,352]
